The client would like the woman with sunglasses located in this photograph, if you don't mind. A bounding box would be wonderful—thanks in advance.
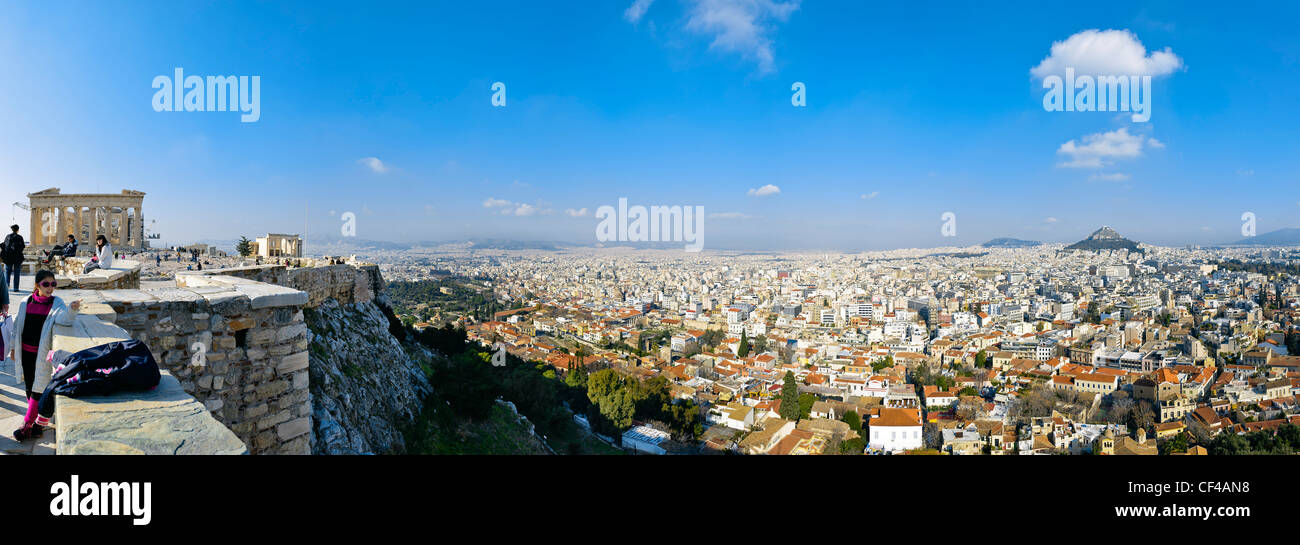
[9,270,80,441]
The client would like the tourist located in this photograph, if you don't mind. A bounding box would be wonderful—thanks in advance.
[10,269,81,441]
[82,235,113,274]
[41,234,78,264]
[156,254,161,267]
[1,225,24,292]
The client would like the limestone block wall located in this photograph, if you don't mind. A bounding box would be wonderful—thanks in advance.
[178,261,381,308]
[49,258,142,290]
[60,278,311,455]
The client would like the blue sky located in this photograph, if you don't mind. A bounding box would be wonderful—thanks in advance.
[1,0,1297,251]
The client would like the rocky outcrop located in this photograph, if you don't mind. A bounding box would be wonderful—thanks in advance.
[1065,226,1143,252]
[306,298,434,454]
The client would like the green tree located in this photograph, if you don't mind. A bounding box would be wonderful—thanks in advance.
[586,369,635,431]
[1277,423,1300,449]
[798,393,816,420]
[565,365,588,389]
[974,350,988,369]
[839,436,865,455]
[873,355,894,372]
[737,330,751,357]
[841,410,861,431]
[634,375,672,420]
[779,371,801,420]
[1161,431,1189,455]
[665,400,703,441]
[235,236,253,257]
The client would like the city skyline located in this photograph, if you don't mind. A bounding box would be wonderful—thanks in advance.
[2,1,1298,251]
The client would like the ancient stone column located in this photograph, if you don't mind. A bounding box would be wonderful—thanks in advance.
[134,206,144,248]
[75,207,83,243]
[90,207,99,243]
[28,207,39,244]
[58,206,69,243]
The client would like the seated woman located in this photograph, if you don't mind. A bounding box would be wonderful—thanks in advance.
[81,235,113,274]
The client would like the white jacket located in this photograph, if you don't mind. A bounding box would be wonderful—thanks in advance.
[96,242,114,269]
[9,294,77,393]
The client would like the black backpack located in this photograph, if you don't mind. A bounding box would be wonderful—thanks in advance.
[1,233,23,262]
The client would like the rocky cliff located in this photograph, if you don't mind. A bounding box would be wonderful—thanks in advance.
[306,297,434,454]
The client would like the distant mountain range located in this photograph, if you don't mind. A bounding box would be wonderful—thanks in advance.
[982,237,1041,248]
[1065,226,1143,252]
[1232,227,1300,246]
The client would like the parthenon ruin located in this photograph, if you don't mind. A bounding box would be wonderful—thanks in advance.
[27,188,148,249]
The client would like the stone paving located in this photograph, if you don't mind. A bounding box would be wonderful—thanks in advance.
[0,359,57,455]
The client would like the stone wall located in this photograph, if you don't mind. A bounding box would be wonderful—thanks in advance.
[60,277,312,455]
[50,310,247,455]
[47,261,388,455]
[177,260,381,307]
[50,258,142,290]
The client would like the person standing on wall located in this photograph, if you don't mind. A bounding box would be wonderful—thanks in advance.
[1,225,24,292]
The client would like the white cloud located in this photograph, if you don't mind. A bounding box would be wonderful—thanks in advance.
[624,0,654,23]
[1236,169,1254,176]
[1057,128,1161,168]
[1045,217,1059,223]
[1089,172,1131,182]
[860,191,879,200]
[708,212,757,219]
[358,157,390,173]
[508,204,537,216]
[684,0,801,74]
[565,208,589,217]
[747,183,781,197]
[1030,29,1183,79]
[1148,138,1165,149]
[486,197,552,216]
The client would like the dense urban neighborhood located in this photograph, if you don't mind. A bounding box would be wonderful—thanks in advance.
[370,231,1300,455]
